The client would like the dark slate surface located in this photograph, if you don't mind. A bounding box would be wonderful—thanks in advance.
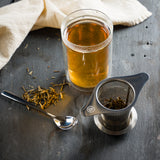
[0,0,13,7]
[0,0,160,160]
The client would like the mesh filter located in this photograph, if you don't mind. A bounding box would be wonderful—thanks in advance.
[97,80,135,109]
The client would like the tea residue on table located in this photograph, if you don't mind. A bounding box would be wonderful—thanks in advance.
[22,81,67,110]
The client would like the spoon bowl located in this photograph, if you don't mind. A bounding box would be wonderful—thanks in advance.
[1,90,78,130]
[53,116,78,130]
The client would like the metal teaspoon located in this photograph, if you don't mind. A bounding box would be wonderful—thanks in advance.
[1,90,78,130]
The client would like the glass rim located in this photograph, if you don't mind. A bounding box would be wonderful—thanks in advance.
[61,9,113,53]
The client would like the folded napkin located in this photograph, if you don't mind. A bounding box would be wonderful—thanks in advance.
[0,0,152,70]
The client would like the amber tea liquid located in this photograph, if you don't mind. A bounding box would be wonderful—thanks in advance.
[63,19,111,89]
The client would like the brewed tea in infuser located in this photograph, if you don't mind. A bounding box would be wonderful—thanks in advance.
[82,73,149,135]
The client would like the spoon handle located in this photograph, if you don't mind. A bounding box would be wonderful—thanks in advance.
[1,90,56,118]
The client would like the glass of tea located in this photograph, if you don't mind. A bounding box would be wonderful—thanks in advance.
[61,9,113,91]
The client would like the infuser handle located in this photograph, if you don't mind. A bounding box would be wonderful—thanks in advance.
[81,81,109,117]
[120,72,149,102]
[81,92,97,117]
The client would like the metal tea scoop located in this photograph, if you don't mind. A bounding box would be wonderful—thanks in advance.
[1,90,78,130]
[81,73,149,135]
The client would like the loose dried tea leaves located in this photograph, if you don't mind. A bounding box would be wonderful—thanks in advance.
[103,97,127,110]
[28,84,34,89]
[53,70,60,73]
[29,71,33,75]
[24,44,28,49]
[26,68,29,73]
[26,68,33,76]
[22,81,67,110]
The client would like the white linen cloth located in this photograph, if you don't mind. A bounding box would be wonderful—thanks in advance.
[0,0,152,69]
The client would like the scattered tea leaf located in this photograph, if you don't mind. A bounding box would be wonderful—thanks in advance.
[60,92,63,99]
[24,44,28,49]
[22,86,27,92]
[26,68,33,76]
[26,105,30,110]
[54,70,60,73]
[29,71,33,75]
[32,76,37,79]
[29,85,34,89]
[26,68,29,73]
